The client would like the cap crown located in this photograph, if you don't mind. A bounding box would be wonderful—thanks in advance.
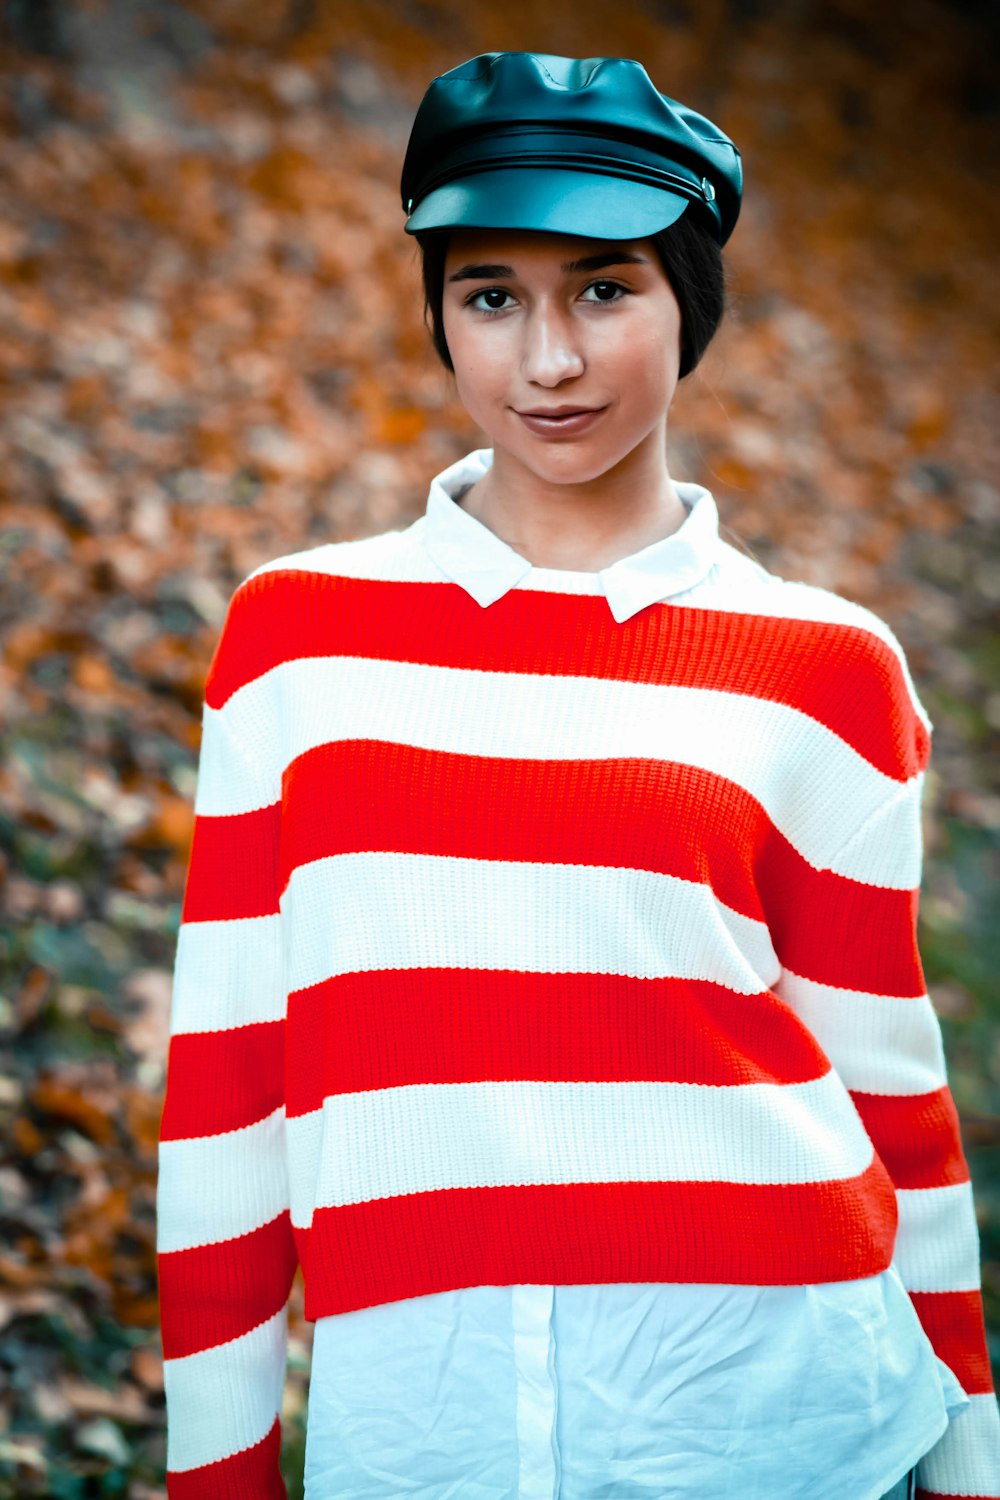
[401,52,743,245]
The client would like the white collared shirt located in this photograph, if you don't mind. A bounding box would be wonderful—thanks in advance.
[414,446,729,623]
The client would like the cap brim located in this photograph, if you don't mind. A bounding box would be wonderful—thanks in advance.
[404,166,692,239]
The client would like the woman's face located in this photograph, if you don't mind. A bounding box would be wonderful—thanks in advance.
[441,228,683,488]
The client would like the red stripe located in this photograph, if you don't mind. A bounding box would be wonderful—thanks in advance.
[850,1088,970,1191]
[166,1414,285,1499]
[160,1021,284,1140]
[207,572,928,779]
[285,968,832,1117]
[182,801,281,923]
[158,1211,298,1360]
[908,1289,994,1395]
[755,820,925,996]
[280,741,771,916]
[916,1494,995,1499]
[276,739,924,996]
[292,1159,898,1316]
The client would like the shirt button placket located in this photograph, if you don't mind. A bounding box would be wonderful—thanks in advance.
[511,1284,560,1498]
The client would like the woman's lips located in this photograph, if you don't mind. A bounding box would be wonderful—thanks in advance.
[515,406,608,437]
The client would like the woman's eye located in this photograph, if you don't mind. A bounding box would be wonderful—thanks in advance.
[582,280,626,304]
[470,288,513,313]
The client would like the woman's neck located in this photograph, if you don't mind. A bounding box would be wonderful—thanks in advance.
[454,431,688,572]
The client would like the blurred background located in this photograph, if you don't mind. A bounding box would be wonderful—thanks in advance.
[0,0,997,1494]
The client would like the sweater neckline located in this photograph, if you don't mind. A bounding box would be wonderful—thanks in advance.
[419,448,724,623]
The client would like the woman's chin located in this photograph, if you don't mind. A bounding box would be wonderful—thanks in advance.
[493,435,637,489]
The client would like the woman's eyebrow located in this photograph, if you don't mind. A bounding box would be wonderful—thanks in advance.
[447,251,648,283]
[563,250,648,273]
[447,263,515,283]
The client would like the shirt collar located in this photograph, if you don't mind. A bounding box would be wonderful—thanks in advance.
[418,448,723,623]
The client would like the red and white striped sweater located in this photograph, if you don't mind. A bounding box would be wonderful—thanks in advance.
[157,449,999,1498]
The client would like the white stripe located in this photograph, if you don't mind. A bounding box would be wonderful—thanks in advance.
[894,1182,983,1293]
[194,706,276,820]
[247,525,418,585]
[170,914,284,1035]
[164,1306,288,1473]
[202,657,918,885]
[282,851,780,997]
[825,774,925,890]
[774,970,947,1094]
[157,1107,289,1253]
[285,1073,873,1229]
[917,1392,1000,1496]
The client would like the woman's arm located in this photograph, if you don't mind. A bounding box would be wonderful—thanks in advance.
[762,621,999,1500]
[156,588,297,1499]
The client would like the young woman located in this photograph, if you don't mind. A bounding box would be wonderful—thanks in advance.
[156,51,1000,1500]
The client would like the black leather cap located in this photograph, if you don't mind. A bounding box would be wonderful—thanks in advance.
[401,52,742,247]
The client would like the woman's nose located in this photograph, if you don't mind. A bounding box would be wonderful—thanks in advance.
[520,306,585,386]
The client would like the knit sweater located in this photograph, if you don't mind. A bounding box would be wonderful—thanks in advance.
[156,449,999,1500]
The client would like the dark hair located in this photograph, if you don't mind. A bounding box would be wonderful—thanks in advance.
[416,209,728,380]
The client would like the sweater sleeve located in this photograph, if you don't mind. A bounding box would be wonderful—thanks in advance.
[156,600,297,1500]
[762,627,1000,1500]
[821,783,1000,1500]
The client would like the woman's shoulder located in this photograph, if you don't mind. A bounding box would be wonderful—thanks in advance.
[214,522,428,627]
[711,536,915,661]
[203,524,425,704]
[705,540,933,752]
[243,524,418,590]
